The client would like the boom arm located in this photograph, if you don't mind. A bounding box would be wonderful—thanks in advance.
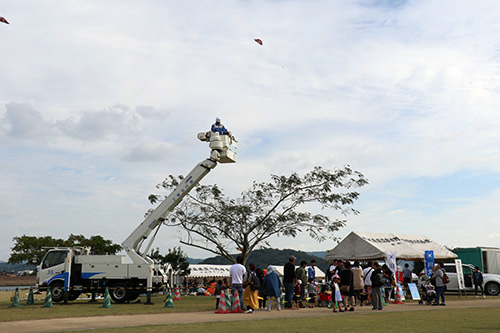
[122,158,217,264]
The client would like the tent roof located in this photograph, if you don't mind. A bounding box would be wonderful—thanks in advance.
[186,264,326,279]
[187,264,232,278]
[325,231,457,261]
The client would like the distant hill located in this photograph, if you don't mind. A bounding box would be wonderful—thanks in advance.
[186,258,204,264]
[307,251,327,259]
[200,248,328,270]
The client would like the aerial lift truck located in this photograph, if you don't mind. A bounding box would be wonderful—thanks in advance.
[36,132,237,303]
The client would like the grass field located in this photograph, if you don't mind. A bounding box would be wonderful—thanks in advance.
[2,291,500,332]
[76,308,500,333]
[0,290,496,322]
[0,291,215,322]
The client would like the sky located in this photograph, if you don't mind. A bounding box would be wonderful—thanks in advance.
[1,0,500,262]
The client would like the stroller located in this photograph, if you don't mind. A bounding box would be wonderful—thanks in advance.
[418,279,436,305]
[317,281,332,307]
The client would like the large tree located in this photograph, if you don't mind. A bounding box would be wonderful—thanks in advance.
[9,234,122,265]
[149,165,368,264]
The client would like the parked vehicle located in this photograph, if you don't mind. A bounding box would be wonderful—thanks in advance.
[36,132,237,303]
[420,263,500,296]
[453,247,500,275]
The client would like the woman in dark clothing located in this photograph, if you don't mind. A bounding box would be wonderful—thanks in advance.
[339,261,355,311]
[382,264,396,300]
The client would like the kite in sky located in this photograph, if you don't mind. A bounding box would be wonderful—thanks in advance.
[0,17,9,24]
[254,38,263,46]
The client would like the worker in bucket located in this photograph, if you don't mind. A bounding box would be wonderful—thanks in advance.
[211,117,234,139]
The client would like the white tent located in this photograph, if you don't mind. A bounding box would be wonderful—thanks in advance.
[187,264,232,278]
[186,264,326,279]
[325,231,457,261]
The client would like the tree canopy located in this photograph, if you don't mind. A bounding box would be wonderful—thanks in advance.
[149,165,368,264]
[9,234,122,265]
[149,246,190,276]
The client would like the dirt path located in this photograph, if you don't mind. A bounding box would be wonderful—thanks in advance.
[4,298,500,333]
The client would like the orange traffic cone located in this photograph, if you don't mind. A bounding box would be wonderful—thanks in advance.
[174,286,181,300]
[231,290,244,313]
[215,289,228,314]
[393,285,404,304]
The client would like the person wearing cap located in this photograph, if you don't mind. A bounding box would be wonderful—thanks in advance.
[262,265,282,311]
[211,117,233,138]
[283,255,297,309]
[331,274,343,312]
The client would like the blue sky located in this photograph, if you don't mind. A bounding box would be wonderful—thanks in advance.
[1,0,500,261]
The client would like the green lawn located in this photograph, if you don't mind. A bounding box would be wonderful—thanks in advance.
[2,290,500,333]
[0,292,215,322]
[74,308,500,333]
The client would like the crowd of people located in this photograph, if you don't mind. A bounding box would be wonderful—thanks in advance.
[187,256,482,313]
[217,255,416,313]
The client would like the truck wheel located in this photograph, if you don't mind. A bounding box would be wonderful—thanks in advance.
[49,281,65,302]
[485,282,500,296]
[129,291,140,301]
[110,283,130,303]
[68,292,81,301]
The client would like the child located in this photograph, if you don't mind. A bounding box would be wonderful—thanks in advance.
[263,265,282,311]
[293,279,302,310]
[306,278,316,308]
[214,280,225,309]
[471,267,486,298]
[317,280,331,307]
[331,274,344,313]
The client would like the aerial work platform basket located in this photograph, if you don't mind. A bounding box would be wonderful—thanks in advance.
[198,132,237,163]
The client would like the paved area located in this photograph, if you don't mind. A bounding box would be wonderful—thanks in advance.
[3,298,500,333]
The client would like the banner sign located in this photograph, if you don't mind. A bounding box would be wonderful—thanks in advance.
[386,251,397,275]
[455,259,465,290]
[408,283,420,300]
[425,250,434,277]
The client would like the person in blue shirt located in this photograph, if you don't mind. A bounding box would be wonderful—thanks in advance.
[211,117,233,138]
[262,265,282,311]
[471,266,485,298]
[308,259,316,282]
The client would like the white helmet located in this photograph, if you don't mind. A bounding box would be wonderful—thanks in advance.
[215,117,221,122]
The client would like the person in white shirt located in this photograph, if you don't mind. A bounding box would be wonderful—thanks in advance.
[363,261,374,306]
[230,255,246,310]
[328,259,338,283]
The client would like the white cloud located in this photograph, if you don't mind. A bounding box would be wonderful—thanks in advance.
[1,0,500,260]
[2,102,54,141]
[122,137,176,162]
